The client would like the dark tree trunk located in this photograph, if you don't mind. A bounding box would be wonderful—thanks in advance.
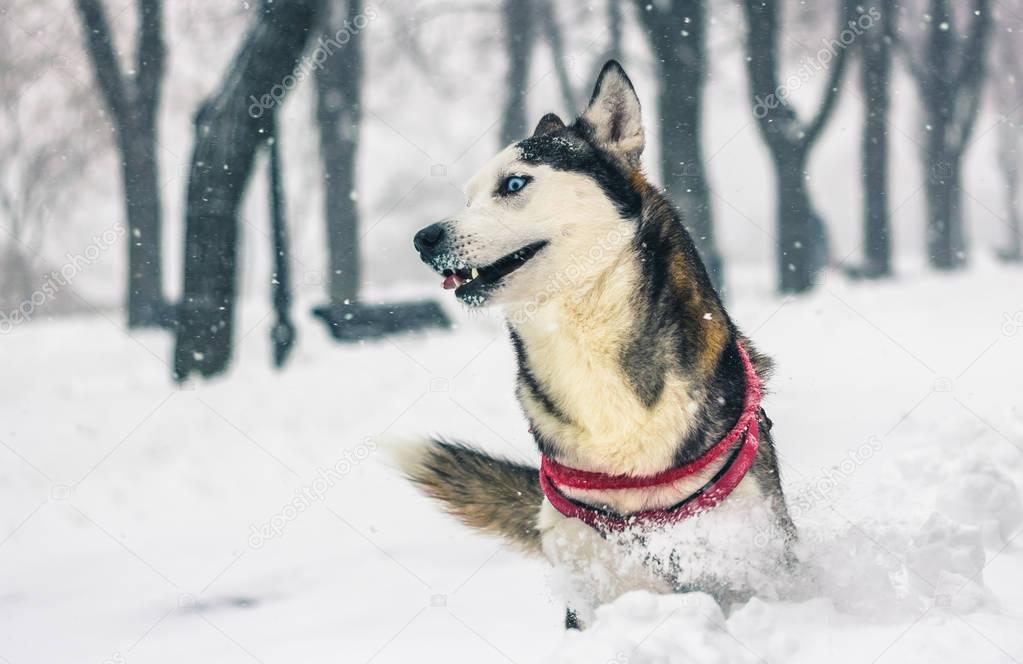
[859,0,893,277]
[924,147,966,269]
[637,0,723,293]
[903,0,990,270]
[997,131,1023,261]
[0,243,33,312]
[921,0,965,270]
[993,8,1022,263]
[309,0,450,341]
[742,0,853,293]
[120,129,166,325]
[173,0,322,381]
[500,0,536,146]
[776,149,815,293]
[606,0,623,63]
[538,0,577,113]
[267,121,296,368]
[316,0,364,306]
[75,0,169,328]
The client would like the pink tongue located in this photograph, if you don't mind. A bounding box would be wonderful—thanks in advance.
[443,274,465,290]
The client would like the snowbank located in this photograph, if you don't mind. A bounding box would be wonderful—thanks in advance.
[1,261,1021,662]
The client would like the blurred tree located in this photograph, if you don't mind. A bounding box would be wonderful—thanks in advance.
[500,0,537,146]
[316,0,364,309]
[536,1,625,118]
[538,0,577,113]
[607,0,623,64]
[635,0,724,293]
[0,4,100,312]
[856,0,895,278]
[899,0,991,269]
[741,0,855,294]
[75,0,171,328]
[310,1,450,341]
[174,0,323,380]
[267,121,295,368]
[992,7,1022,263]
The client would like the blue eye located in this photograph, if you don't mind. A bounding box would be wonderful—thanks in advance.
[502,175,530,195]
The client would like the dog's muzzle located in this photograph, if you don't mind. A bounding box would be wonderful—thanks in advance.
[413,222,447,260]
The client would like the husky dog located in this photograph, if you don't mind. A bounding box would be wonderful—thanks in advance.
[399,61,796,627]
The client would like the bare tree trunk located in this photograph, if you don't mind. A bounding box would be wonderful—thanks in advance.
[924,138,967,269]
[0,242,33,311]
[310,2,449,341]
[606,0,623,63]
[742,0,853,293]
[75,0,169,328]
[775,148,815,291]
[267,120,296,368]
[902,0,990,270]
[997,125,1023,261]
[859,0,893,277]
[500,0,536,146]
[538,0,577,113]
[994,8,1023,263]
[174,0,322,381]
[636,0,723,292]
[316,0,364,306]
[120,128,166,324]
[540,0,624,118]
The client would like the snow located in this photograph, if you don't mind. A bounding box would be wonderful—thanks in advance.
[2,259,1021,662]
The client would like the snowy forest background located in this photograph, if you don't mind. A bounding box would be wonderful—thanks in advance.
[2,0,1023,662]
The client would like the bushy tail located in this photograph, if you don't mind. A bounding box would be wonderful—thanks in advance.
[392,438,544,555]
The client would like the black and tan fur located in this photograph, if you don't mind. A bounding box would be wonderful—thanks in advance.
[398,61,796,623]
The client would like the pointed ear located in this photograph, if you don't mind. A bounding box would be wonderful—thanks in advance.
[578,61,644,164]
[533,112,566,137]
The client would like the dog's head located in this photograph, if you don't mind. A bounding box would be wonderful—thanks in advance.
[414,61,647,307]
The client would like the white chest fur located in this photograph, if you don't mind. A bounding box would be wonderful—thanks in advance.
[510,294,704,478]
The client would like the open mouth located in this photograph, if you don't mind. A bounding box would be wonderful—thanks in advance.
[438,241,547,303]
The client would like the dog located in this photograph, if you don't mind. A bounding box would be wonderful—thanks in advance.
[397,61,797,628]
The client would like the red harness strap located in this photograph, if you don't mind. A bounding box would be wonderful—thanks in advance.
[539,341,763,533]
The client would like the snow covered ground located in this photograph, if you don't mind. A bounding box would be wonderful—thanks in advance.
[2,259,1022,663]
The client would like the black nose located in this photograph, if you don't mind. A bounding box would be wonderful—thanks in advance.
[414,223,446,254]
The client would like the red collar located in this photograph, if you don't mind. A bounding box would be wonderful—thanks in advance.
[539,341,763,533]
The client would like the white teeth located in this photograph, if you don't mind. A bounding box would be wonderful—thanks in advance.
[470,267,479,279]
